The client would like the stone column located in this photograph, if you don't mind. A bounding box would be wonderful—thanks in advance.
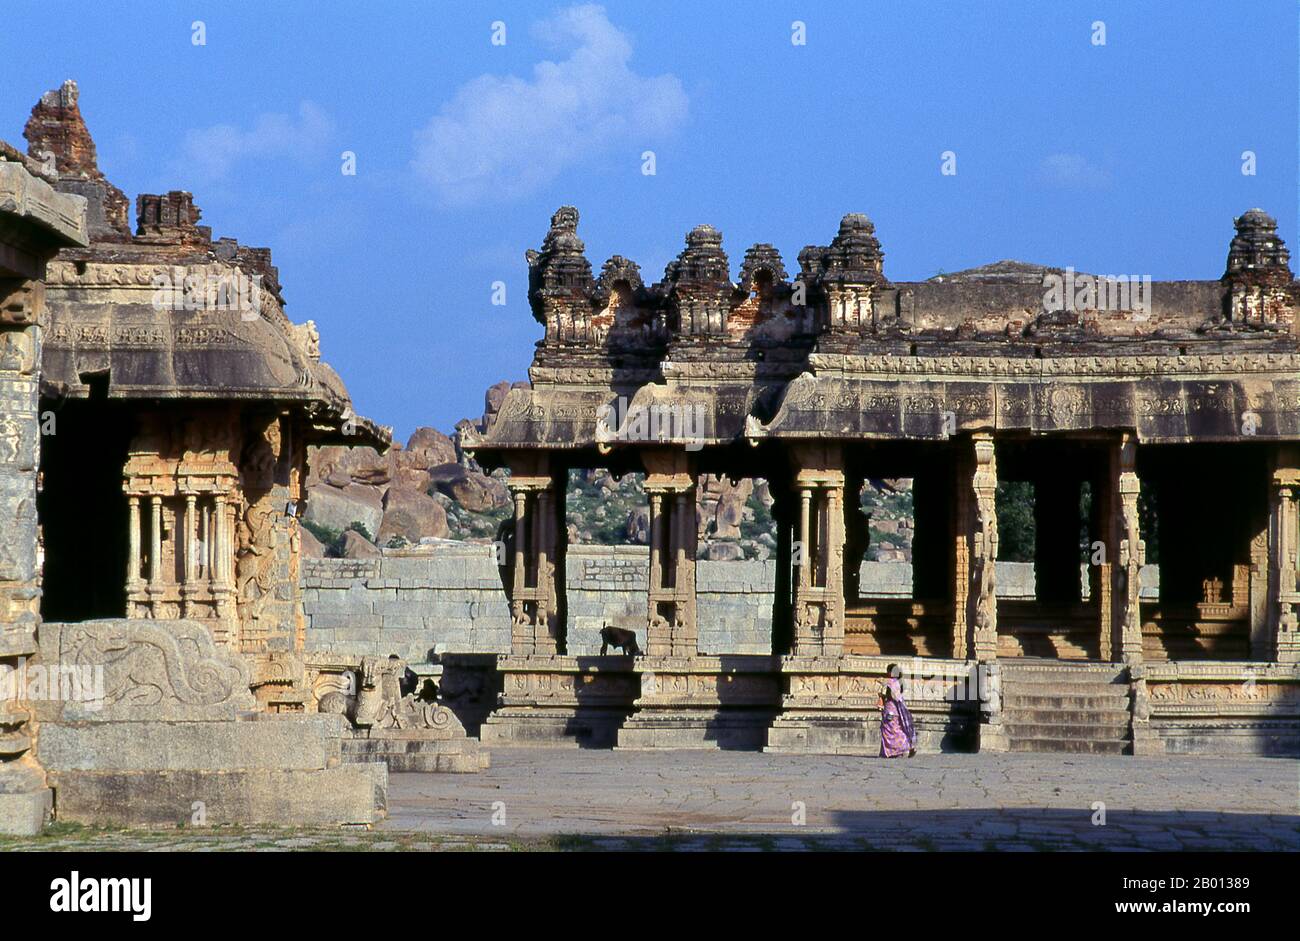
[148,495,164,609]
[951,449,971,660]
[643,449,697,659]
[182,492,197,615]
[0,157,86,834]
[212,492,237,640]
[126,495,142,588]
[504,454,561,657]
[509,488,531,654]
[671,490,697,656]
[1268,448,1300,663]
[798,487,812,593]
[1112,434,1144,663]
[0,279,48,833]
[790,443,845,658]
[968,433,999,662]
[1092,461,1115,662]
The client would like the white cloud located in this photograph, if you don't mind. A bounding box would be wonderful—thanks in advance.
[412,4,688,204]
[1037,152,1112,190]
[180,101,334,179]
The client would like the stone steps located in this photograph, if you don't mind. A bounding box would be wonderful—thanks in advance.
[1004,709,1131,729]
[341,736,489,773]
[1007,737,1129,755]
[1004,691,1129,710]
[999,662,1132,755]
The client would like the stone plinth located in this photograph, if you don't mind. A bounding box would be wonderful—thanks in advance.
[29,619,388,826]
[616,655,782,750]
[480,655,638,748]
[765,656,980,755]
[53,765,387,828]
[1142,661,1300,756]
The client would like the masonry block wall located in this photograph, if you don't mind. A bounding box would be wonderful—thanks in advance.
[301,547,1151,662]
[301,545,780,659]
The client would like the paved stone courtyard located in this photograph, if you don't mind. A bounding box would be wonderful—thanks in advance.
[4,748,1294,852]
[383,748,1300,851]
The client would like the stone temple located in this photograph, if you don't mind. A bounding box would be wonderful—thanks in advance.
[0,82,484,836]
[459,203,1300,756]
[2,81,1298,835]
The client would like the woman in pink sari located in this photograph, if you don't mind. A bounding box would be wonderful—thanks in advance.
[879,663,916,758]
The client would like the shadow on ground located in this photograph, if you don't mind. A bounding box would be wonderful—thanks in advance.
[543,808,1300,851]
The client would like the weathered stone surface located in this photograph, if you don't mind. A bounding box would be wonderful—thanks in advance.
[304,481,384,537]
[36,619,256,721]
[378,487,449,544]
[405,426,457,466]
[339,529,381,559]
[51,764,387,827]
[300,524,326,558]
[0,786,52,835]
[429,462,507,511]
[37,714,345,772]
[312,444,391,488]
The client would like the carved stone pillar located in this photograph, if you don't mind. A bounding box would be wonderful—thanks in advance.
[0,158,86,835]
[968,433,998,662]
[1268,448,1300,663]
[148,495,163,610]
[1112,434,1144,663]
[643,449,696,658]
[182,492,197,615]
[951,448,971,660]
[504,454,562,657]
[1093,461,1116,662]
[126,495,142,589]
[211,492,237,643]
[789,443,845,658]
[671,490,697,655]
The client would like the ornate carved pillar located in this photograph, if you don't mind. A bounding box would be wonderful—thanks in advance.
[672,489,698,656]
[643,449,696,658]
[1093,460,1115,662]
[968,433,999,662]
[504,454,562,657]
[1112,434,1144,663]
[951,449,971,660]
[789,443,845,658]
[211,492,237,643]
[1268,448,1300,663]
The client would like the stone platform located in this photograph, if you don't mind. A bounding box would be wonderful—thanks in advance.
[30,620,391,828]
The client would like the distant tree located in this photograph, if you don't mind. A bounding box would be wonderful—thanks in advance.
[996,481,1035,562]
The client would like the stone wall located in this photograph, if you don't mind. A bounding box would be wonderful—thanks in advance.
[302,547,1161,662]
[302,545,779,659]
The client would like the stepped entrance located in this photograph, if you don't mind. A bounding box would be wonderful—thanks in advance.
[998,659,1132,754]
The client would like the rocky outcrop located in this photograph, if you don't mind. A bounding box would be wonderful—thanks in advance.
[377,487,450,544]
[429,463,507,512]
[304,382,522,554]
[302,481,384,539]
[339,530,381,559]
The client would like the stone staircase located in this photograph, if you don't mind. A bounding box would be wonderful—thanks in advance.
[999,660,1133,755]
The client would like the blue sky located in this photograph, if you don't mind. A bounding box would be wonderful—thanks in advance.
[3,1,1296,439]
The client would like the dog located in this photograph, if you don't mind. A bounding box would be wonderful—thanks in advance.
[599,624,641,656]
